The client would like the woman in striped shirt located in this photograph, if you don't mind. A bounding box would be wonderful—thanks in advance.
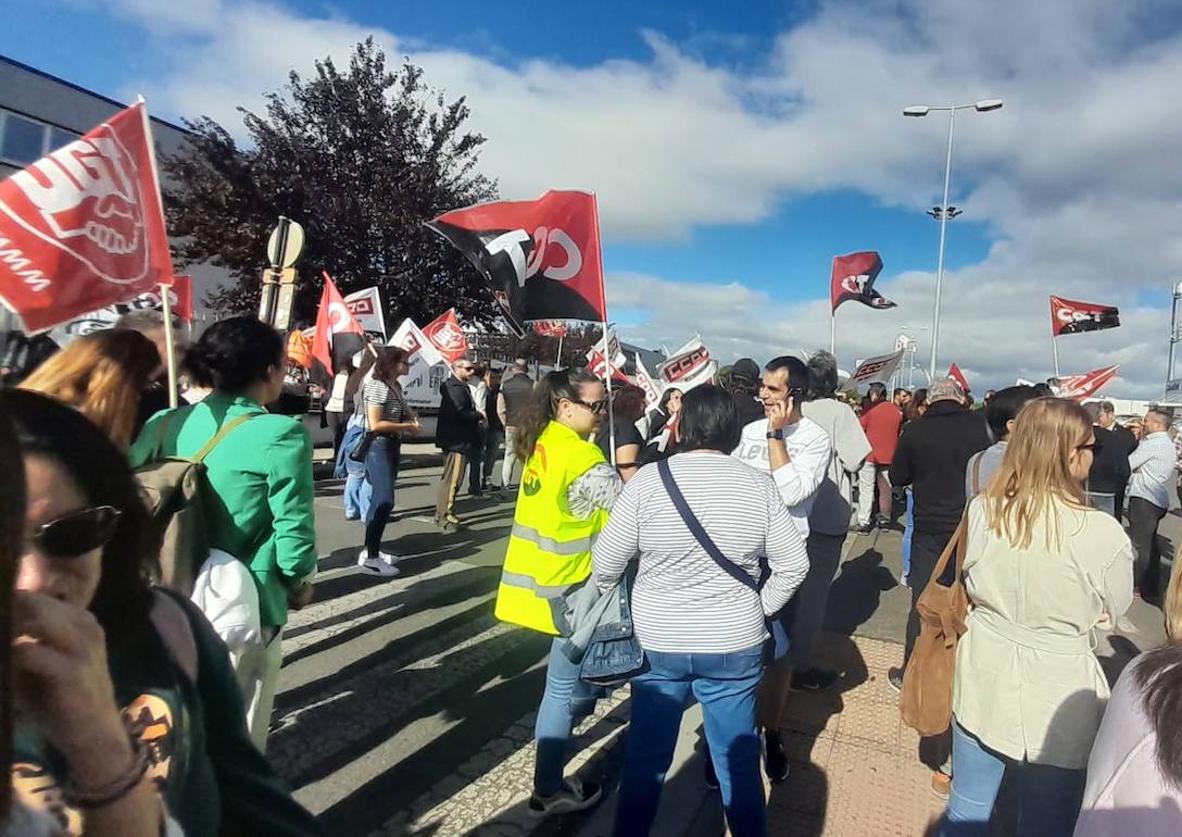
[592,385,810,837]
[358,348,420,577]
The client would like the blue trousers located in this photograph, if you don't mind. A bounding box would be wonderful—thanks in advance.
[615,646,766,837]
[901,488,914,578]
[344,473,372,520]
[363,437,400,555]
[534,637,603,797]
[940,721,1084,837]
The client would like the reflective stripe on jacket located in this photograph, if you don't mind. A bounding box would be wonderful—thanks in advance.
[495,421,610,635]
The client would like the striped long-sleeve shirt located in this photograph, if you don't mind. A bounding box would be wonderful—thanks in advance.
[592,451,811,654]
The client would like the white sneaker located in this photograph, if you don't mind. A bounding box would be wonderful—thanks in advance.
[356,555,400,577]
[358,548,403,566]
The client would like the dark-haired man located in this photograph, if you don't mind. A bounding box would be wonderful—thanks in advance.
[436,357,480,530]
[1084,401,1130,518]
[965,385,1040,500]
[732,354,831,783]
[727,358,766,427]
[893,388,911,409]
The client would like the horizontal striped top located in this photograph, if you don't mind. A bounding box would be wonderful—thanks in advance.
[592,451,810,654]
[363,379,408,429]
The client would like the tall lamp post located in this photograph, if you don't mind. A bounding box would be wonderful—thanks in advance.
[904,99,1003,379]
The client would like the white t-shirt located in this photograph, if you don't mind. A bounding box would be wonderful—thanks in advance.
[469,379,488,418]
[733,416,833,539]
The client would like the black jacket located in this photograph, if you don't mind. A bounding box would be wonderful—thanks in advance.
[437,377,480,453]
[500,371,533,426]
[889,400,990,534]
[1087,425,1132,495]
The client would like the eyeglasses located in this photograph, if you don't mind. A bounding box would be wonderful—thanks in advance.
[574,398,608,415]
[26,505,122,559]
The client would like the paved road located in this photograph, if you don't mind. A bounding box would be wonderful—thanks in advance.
[270,447,1173,835]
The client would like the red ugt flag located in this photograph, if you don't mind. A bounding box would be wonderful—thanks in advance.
[310,271,366,389]
[830,251,894,313]
[422,308,471,363]
[427,190,607,336]
[0,101,174,332]
[1049,295,1121,337]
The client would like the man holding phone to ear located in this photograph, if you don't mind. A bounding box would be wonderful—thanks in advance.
[731,355,832,784]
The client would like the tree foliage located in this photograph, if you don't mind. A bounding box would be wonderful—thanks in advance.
[162,38,499,327]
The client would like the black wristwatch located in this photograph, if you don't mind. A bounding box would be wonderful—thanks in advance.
[766,429,784,441]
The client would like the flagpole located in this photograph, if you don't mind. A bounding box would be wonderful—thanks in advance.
[1052,334,1061,379]
[556,332,564,368]
[590,194,616,469]
[830,311,836,355]
[137,95,178,409]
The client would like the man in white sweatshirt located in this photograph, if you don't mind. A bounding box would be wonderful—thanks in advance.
[731,354,831,783]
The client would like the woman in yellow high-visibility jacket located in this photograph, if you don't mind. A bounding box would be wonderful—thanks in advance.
[494,368,622,817]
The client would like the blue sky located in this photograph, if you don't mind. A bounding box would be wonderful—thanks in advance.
[3,0,1180,395]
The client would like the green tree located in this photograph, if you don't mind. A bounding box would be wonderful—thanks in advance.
[161,38,498,327]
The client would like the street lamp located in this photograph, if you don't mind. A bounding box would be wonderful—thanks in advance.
[904,98,1004,378]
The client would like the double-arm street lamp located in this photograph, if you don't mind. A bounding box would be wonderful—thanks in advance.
[904,99,1003,378]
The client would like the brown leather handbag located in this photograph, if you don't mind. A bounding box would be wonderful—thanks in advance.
[900,514,970,736]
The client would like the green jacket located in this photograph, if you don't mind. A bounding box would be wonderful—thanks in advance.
[130,392,318,628]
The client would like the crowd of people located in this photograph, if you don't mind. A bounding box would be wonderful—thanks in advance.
[4,312,1182,837]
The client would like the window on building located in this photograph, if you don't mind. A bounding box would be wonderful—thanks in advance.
[48,127,77,153]
[0,112,45,166]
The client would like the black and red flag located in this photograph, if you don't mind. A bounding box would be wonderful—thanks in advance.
[1049,295,1120,336]
[309,271,366,388]
[426,190,607,336]
[830,251,895,313]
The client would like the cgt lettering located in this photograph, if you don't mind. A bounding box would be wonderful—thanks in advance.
[485,226,582,288]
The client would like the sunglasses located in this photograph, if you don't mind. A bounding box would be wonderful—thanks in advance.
[574,398,608,415]
[26,505,122,559]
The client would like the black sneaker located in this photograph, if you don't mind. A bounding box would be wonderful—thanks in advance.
[703,749,719,791]
[887,666,905,693]
[763,730,790,783]
[856,522,875,534]
[528,778,602,817]
[791,668,840,693]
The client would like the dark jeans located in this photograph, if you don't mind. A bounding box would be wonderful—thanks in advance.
[905,529,957,665]
[1128,497,1167,594]
[364,436,400,555]
[615,646,766,837]
[468,425,488,494]
[483,428,504,485]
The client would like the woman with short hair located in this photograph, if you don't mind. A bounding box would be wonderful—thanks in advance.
[940,398,1134,836]
[593,385,810,836]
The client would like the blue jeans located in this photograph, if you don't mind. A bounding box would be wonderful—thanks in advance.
[615,646,766,837]
[363,437,400,555]
[534,637,603,797]
[901,488,914,578]
[940,721,1085,837]
[344,473,372,520]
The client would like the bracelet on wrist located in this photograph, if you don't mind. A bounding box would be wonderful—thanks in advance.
[63,733,151,810]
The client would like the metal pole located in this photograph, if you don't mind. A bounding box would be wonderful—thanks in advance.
[1052,334,1061,379]
[266,216,291,326]
[830,312,836,356]
[159,284,179,408]
[1168,283,1182,391]
[556,333,564,368]
[929,108,956,380]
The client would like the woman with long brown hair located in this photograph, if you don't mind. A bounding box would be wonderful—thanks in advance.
[20,331,161,448]
[940,398,1134,836]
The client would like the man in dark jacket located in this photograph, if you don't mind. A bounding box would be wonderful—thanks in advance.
[1084,402,1131,518]
[727,357,765,427]
[887,377,990,690]
[497,358,534,491]
[436,357,480,530]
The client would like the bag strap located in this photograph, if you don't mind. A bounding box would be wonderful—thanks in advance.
[658,459,758,592]
[150,412,176,462]
[924,512,969,592]
[149,588,199,685]
[192,414,254,464]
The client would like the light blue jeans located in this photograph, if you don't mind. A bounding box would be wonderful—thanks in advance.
[940,721,1084,837]
[533,637,604,797]
[344,473,372,520]
[615,646,766,837]
[901,488,915,579]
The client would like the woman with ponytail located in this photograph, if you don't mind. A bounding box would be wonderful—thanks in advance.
[494,368,622,817]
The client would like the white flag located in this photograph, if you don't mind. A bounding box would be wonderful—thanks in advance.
[345,287,387,340]
[635,357,662,406]
[658,335,711,386]
[843,349,905,390]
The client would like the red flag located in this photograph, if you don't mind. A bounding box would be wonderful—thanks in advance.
[426,190,606,335]
[309,271,366,388]
[1049,295,1121,337]
[532,320,568,338]
[168,274,193,323]
[947,363,970,393]
[587,348,630,383]
[0,101,174,332]
[830,251,894,313]
[422,308,471,363]
[1058,365,1120,401]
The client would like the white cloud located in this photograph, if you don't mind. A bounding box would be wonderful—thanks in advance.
[74,0,1182,396]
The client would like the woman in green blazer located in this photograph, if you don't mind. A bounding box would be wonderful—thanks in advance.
[130,317,317,750]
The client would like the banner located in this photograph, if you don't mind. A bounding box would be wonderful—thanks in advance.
[389,317,446,369]
[426,190,607,335]
[344,286,387,340]
[0,101,174,332]
[1058,365,1120,401]
[390,317,448,409]
[46,275,194,347]
[830,251,894,313]
[658,335,711,385]
[635,357,662,406]
[532,320,568,338]
[1050,295,1120,336]
[669,359,718,393]
[947,363,970,393]
[422,308,470,363]
[842,349,905,390]
[309,271,366,389]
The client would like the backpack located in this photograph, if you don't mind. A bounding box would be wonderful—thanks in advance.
[136,413,254,596]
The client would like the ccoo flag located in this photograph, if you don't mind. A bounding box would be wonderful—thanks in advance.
[426,190,607,336]
[830,251,895,313]
[0,101,175,332]
[309,271,366,389]
[1050,295,1120,337]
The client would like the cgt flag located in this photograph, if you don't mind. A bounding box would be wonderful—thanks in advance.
[1058,365,1120,401]
[426,190,607,336]
[1050,295,1120,336]
[830,251,894,313]
[422,308,471,363]
[0,100,175,332]
[309,272,366,389]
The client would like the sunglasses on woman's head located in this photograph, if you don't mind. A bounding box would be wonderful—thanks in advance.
[26,505,122,559]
